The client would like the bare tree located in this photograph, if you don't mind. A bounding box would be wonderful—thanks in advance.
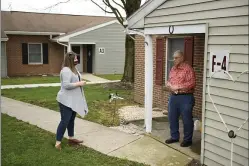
[90,0,142,83]
[44,0,142,83]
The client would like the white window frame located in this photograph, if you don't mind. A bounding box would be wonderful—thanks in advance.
[28,43,43,64]
[165,36,185,82]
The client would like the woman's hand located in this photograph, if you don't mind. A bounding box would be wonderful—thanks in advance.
[75,81,86,87]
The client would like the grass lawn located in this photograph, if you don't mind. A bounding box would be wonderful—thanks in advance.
[1,114,146,166]
[1,76,89,85]
[2,83,136,126]
[1,76,60,85]
[95,74,123,80]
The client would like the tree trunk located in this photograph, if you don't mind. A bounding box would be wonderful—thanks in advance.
[121,0,141,83]
[122,34,135,82]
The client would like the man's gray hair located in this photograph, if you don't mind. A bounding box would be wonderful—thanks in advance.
[173,50,184,57]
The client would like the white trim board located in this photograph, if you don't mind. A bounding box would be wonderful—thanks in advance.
[201,23,209,165]
[69,42,96,45]
[144,24,206,35]
[127,0,167,29]
[58,20,119,42]
[1,38,9,41]
[4,31,65,35]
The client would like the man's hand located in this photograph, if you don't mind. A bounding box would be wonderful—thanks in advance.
[170,85,179,91]
[178,87,188,92]
[165,82,172,91]
[166,82,178,93]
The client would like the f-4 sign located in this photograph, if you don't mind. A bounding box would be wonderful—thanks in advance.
[209,50,230,79]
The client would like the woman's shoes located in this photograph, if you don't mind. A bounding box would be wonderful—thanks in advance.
[55,139,83,150]
[68,139,83,146]
[55,143,62,150]
[69,139,83,144]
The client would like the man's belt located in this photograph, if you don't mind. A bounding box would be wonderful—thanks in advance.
[172,93,193,96]
[171,92,193,96]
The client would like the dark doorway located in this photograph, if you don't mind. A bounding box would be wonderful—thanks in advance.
[72,46,80,63]
[71,45,83,72]
[86,45,93,73]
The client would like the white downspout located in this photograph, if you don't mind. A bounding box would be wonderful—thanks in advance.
[55,38,71,53]
[56,39,68,49]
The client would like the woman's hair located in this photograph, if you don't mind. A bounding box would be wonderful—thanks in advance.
[62,51,77,73]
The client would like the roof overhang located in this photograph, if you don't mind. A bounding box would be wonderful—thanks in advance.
[56,20,120,42]
[4,31,65,35]
[144,24,206,35]
[1,38,9,41]
[126,0,167,30]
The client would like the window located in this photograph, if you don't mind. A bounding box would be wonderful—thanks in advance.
[165,38,184,80]
[28,43,43,64]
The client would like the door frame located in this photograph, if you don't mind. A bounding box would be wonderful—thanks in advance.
[86,45,93,73]
[141,22,208,164]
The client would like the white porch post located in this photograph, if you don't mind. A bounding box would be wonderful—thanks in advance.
[144,34,153,133]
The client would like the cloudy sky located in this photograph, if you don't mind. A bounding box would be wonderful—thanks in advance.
[1,0,147,17]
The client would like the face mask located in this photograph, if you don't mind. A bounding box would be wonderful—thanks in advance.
[74,56,78,65]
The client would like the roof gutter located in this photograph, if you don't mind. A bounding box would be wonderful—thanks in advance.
[57,20,119,42]
[4,31,65,35]
[56,39,68,48]
[124,28,145,40]
[48,35,68,52]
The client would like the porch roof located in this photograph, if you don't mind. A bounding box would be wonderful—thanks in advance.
[126,0,166,29]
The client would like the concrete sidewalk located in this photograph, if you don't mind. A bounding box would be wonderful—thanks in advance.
[1,97,193,166]
[1,73,120,89]
[1,80,120,90]
[82,73,111,82]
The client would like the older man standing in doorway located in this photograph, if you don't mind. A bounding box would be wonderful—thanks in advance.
[165,50,196,147]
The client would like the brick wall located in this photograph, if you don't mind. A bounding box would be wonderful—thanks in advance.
[6,35,64,76]
[152,36,167,109]
[134,35,145,104]
[134,35,205,120]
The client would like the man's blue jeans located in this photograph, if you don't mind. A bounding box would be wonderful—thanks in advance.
[168,94,195,142]
[56,102,76,141]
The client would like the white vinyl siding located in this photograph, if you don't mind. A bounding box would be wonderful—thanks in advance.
[1,42,7,77]
[69,23,125,74]
[144,0,249,165]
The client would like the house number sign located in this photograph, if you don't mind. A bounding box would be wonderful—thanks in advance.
[209,50,230,79]
[99,48,105,54]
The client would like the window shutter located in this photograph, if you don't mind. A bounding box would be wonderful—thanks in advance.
[156,38,164,85]
[43,43,49,64]
[184,37,194,66]
[22,43,28,64]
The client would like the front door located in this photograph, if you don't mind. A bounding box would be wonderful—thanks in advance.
[72,45,83,73]
[86,45,93,73]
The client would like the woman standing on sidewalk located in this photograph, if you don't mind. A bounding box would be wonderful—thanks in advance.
[55,52,89,150]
